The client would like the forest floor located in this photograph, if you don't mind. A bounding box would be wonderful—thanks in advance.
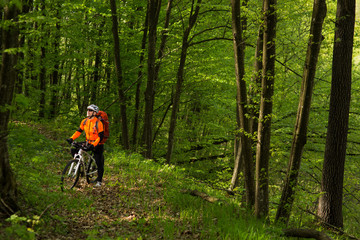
[45,174,173,239]
[1,122,353,240]
[2,139,208,239]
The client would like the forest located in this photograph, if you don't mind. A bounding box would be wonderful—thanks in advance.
[1,0,360,239]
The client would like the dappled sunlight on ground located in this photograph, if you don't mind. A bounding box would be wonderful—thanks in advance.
[46,173,182,239]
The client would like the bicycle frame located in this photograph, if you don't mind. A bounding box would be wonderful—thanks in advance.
[67,149,86,176]
[61,142,98,191]
[69,148,94,174]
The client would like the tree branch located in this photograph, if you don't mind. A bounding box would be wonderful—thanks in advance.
[189,37,233,47]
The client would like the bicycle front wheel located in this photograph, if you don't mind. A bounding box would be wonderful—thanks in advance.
[61,160,81,191]
[86,158,98,184]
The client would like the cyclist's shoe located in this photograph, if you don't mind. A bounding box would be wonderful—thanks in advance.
[90,178,99,184]
[94,181,102,187]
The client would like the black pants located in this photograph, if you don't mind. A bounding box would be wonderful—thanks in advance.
[71,143,105,182]
[93,144,104,182]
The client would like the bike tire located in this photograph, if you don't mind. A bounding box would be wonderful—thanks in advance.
[61,160,81,191]
[86,158,98,184]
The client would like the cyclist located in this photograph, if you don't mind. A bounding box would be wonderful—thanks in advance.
[66,104,105,187]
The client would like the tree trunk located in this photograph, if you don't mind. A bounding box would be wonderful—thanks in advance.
[317,0,355,229]
[255,0,277,218]
[132,3,149,149]
[151,0,173,146]
[249,20,263,138]
[110,0,130,149]
[143,0,162,159]
[229,103,242,191]
[91,21,104,105]
[165,0,202,164]
[229,142,245,193]
[0,3,20,216]
[50,15,61,119]
[38,45,47,119]
[38,0,47,119]
[275,0,327,224]
[154,0,172,78]
[230,0,255,207]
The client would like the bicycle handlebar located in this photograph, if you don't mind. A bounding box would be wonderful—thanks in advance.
[71,141,86,149]
[71,141,93,152]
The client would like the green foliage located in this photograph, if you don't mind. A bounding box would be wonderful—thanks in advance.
[0,122,292,239]
[4,0,360,238]
[3,214,40,240]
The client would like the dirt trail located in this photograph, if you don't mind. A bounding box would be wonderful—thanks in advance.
[47,174,169,240]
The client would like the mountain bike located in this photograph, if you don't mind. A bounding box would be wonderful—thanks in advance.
[60,141,98,191]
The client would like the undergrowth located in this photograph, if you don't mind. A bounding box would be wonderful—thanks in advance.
[0,121,350,239]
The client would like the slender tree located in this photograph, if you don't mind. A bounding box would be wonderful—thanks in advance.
[249,4,264,140]
[152,0,173,145]
[143,0,162,159]
[229,2,263,193]
[132,3,149,148]
[38,0,47,119]
[255,0,277,218]
[134,0,172,150]
[49,7,61,119]
[0,1,21,215]
[230,0,255,207]
[165,0,202,164]
[276,0,327,224]
[154,0,173,80]
[110,0,130,149]
[317,0,355,228]
[38,44,47,118]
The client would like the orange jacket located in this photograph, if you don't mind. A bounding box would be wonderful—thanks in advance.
[71,117,104,146]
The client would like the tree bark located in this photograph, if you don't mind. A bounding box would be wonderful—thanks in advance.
[317,0,355,229]
[229,134,243,191]
[255,0,277,218]
[249,17,263,138]
[230,0,255,207]
[151,0,173,145]
[50,12,61,119]
[154,0,172,79]
[0,3,20,216]
[143,0,162,159]
[110,0,130,149]
[38,44,47,118]
[276,0,327,224]
[165,0,202,164]
[132,3,149,148]
[38,1,47,119]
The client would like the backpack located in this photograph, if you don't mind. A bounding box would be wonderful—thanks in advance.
[96,110,109,144]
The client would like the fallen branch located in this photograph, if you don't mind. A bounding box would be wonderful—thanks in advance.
[182,189,220,203]
[39,199,61,219]
[299,207,359,240]
[0,197,15,217]
[283,228,333,240]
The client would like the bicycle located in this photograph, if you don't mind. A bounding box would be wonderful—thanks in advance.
[60,141,98,191]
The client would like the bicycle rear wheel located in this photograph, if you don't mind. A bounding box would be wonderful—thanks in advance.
[86,158,98,184]
[61,160,81,191]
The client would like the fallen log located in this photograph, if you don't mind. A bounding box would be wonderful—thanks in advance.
[182,189,220,203]
[283,228,333,240]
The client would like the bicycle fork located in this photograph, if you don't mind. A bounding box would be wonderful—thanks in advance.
[67,162,77,177]
[68,155,80,177]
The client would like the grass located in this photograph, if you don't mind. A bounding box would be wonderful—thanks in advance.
[0,122,350,239]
